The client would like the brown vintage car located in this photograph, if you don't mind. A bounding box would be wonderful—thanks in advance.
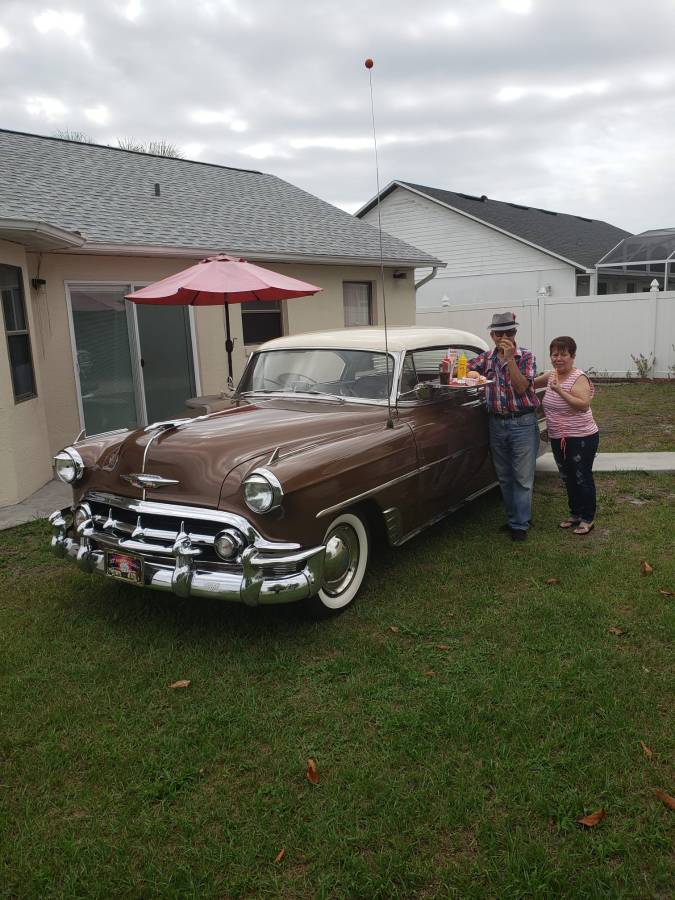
[49,326,542,615]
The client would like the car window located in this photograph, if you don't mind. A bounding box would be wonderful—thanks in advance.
[398,346,483,399]
[239,348,395,400]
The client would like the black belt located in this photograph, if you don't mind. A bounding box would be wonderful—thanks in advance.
[490,409,535,419]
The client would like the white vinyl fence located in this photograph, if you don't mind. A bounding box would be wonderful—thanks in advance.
[417,290,675,378]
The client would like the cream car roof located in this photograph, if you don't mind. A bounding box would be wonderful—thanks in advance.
[259,327,489,354]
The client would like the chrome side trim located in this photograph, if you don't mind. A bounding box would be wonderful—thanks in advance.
[315,468,418,520]
[314,443,488,520]
[391,480,499,547]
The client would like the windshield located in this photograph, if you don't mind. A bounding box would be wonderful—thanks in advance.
[238,348,395,401]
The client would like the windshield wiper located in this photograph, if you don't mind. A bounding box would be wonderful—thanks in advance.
[291,391,346,403]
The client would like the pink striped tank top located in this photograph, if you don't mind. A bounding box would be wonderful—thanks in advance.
[542,369,598,439]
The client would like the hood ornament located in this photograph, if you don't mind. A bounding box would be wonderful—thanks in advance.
[122,473,180,490]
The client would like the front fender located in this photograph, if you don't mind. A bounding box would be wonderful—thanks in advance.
[221,419,419,547]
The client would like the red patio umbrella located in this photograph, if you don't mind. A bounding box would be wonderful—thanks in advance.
[125,255,322,386]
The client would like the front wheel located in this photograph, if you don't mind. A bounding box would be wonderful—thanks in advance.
[304,511,370,617]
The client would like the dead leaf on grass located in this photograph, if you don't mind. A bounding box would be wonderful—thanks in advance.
[169,679,191,689]
[274,848,286,864]
[640,560,654,575]
[545,578,560,585]
[608,626,626,636]
[306,758,319,785]
[424,670,436,677]
[388,625,400,633]
[577,808,606,827]
[658,589,674,597]
[640,741,653,759]
[436,643,450,651]
[654,789,675,810]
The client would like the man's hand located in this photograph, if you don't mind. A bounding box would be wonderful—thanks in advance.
[497,336,516,362]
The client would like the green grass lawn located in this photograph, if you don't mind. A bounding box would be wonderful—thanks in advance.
[592,382,675,452]
[1,473,673,899]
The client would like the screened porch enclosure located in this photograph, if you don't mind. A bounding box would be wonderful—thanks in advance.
[596,228,675,293]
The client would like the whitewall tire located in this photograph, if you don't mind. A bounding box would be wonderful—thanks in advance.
[305,511,370,616]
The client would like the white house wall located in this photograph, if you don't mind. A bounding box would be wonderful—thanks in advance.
[0,253,415,504]
[361,188,577,307]
[0,239,52,505]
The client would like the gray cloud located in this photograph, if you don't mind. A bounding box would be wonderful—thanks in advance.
[1,0,673,232]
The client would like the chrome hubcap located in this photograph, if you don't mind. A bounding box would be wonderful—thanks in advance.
[322,524,359,596]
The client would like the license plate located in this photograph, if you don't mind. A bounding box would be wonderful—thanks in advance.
[105,550,144,584]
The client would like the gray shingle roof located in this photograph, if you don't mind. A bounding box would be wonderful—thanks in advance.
[0,129,439,266]
[359,181,631,269]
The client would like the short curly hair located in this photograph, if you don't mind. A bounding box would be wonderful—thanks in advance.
[549,335,577,356]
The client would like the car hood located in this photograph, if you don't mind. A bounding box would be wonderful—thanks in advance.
[77,398,392,509]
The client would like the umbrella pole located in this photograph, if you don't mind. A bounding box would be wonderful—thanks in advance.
[224,303,234,391]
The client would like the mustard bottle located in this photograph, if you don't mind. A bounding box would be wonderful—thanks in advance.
[457,352,468,379]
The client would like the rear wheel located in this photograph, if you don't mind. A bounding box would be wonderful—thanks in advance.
[304,511,369,617]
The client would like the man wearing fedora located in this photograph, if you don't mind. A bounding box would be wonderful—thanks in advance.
[468,312,540,541]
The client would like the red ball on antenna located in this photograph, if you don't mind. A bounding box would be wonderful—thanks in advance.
[365,58,374,69]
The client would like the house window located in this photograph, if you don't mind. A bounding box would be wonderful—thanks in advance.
[241,300,283,345]
[343,282,372,326]
[626,282,636,293]
[1,264,36,402]
[597,282,608,295]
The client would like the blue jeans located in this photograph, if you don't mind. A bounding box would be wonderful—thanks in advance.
[550,433,599,522]
[488,412,540,531]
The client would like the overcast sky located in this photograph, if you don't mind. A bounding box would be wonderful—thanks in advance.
[1,0,673,233]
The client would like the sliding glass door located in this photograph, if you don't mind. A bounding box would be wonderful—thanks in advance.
[69,284,140,435]
[68,283,198,436]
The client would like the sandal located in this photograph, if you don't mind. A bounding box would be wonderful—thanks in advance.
[559,517,581,529]
[573,521,594,535]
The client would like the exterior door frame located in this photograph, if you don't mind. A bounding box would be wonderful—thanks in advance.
[65,280,201,433]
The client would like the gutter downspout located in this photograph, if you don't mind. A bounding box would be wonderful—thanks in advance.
[415,266,438,290]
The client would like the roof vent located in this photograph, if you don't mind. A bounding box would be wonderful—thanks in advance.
[480,195,488,202]
[154,183,161,197]
[507,202,529,211]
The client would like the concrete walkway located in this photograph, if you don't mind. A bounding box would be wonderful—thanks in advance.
[0,480,71,530]
[1,452,674,531]
[536,451,675,473]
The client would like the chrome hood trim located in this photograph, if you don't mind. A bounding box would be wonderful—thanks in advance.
[122,473,180,490]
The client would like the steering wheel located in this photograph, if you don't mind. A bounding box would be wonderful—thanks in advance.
[277,372,318,386]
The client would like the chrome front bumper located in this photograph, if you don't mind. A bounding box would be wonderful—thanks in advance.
[49,507,326,606]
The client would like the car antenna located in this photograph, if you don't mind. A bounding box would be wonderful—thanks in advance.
[365,57,394,429]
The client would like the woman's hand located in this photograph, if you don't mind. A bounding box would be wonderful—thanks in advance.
[549,371,563,395]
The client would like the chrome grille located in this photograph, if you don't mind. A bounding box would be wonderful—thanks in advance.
[85,496,238,564]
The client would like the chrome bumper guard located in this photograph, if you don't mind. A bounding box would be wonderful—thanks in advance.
[48,508,326,606]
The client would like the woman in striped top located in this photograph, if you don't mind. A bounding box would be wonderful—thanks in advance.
[536,336,599,535]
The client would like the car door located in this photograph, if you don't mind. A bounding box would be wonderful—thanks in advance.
[396,346,491,521]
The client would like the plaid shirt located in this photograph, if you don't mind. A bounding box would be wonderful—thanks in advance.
[468,346,539,414]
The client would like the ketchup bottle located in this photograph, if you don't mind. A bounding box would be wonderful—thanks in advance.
[439,357,450,385]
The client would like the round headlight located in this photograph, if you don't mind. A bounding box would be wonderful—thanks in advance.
[214,528,246,560]
[242,469,283,514]
[53,448,84,484]
[243,474,274,513]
